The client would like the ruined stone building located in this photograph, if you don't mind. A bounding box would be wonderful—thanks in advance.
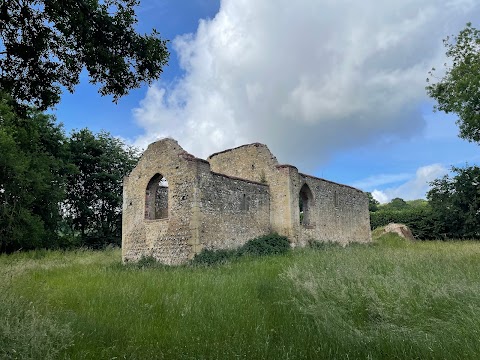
[122,138,371,264]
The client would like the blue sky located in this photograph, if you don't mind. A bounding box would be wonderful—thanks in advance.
[53,0,480,203]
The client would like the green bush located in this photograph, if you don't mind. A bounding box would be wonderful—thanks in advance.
[136,255,159,268]
[191,233,291,266]
[240,233,291,256]
[370,206,438,240]
[307,239,341,250]
[190,248,239,266]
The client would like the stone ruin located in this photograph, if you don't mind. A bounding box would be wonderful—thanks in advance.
[122,138,371,264]
[383,223,415,240]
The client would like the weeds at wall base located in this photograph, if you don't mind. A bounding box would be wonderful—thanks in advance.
[190,233,290,266]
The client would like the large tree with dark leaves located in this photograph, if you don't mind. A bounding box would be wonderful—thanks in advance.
[63,129,138,248]
[0,0,169,110]
[427,23,480,144]
[0,93,67,252]
[427,166,480,239]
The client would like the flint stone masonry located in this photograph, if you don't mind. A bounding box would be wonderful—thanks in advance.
[122,138,371,264]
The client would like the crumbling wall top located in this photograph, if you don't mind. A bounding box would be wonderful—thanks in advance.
[208,142,276,162]
[300,173,365,194]
[143,137,209,165]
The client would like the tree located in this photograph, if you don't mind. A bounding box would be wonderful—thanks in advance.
[0,0,169,110]
[0,93,67,252]
[427,166,480,239]
[388,197,409,210]
[427,23,480,144]
[366,192,379,212]
[0,92,140,252]
[63,129,138,248]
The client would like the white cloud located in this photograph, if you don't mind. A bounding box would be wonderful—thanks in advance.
[372,190,389,204]
[371,164,448,203]
[132,0,480,171]
[352,173,412,189]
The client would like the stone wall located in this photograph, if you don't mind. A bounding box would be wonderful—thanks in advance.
[208,143,371,246]
[122,139,271,265]
[122,139,197,265]
[292,174,371,246]
[196,170,270,250]
[208,144,295,238]
[122,138,371,265]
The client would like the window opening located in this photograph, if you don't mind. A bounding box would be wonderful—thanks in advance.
[299,184,314,226]
[145,174,169,220]
[240,193,249,211]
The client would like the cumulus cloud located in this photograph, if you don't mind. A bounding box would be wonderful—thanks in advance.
[371,164,448,203]
[351,173,412,190]
[132,0,479,171]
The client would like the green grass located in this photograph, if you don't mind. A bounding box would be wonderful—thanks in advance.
[2,236,480,359]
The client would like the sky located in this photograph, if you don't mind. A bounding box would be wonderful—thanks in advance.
[54,0,480,203]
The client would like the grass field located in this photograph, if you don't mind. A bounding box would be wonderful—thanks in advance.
[2,235,480,359]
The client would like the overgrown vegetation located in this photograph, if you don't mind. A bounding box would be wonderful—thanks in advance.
[239,233,290,256]
[3,238,480,359]
[191,233,290,266]
[190,248,240,266]
[0,290,73,360]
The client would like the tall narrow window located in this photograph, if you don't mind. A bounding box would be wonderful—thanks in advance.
[299,184,314,226]
[145,174,169,220]
[240,193,249,211]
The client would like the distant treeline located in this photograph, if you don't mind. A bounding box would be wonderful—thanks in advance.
[369,167,480,240]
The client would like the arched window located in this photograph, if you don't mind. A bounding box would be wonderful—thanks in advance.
[145,174,169,220]
[299,184,314,226]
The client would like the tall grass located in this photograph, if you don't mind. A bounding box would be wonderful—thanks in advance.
[285,235,480,358]
[1,236,480,359]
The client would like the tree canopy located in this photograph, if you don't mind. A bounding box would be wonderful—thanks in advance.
[428,166,480,239]
[63,129,138,248]
[0,92,139,253]
[427,23,480,144]
[0,93,67,252]
[425,23,480,239]
[0,0,169,110]
[366,192,379,212]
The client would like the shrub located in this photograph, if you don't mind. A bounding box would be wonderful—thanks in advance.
[307,240,341,250]
[191,233,291,266]
[136,255,158,268]
[127,255,169,270]
[190,248,238,266]
[240,233,290,256]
